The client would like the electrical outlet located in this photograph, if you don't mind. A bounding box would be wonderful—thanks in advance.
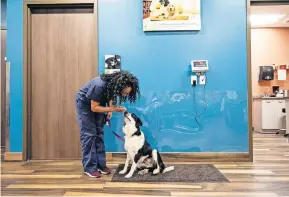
[191,76,197,85]
[199,75,206,85]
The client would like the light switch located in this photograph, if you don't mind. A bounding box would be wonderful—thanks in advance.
[199,75,206,85]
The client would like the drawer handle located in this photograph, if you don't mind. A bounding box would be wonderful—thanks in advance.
[266,101,271,103]
[278,101,283,103]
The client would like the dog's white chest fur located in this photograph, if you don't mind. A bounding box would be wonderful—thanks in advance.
[124,134,145,154]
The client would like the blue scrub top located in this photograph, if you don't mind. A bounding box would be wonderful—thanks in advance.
[76,77,108,116]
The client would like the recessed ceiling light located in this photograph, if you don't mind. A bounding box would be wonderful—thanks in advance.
[250,14,285,26]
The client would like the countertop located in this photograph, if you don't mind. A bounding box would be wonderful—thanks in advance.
[253,96,289,100]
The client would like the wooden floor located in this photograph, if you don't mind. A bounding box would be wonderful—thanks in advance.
[1,132,289,196]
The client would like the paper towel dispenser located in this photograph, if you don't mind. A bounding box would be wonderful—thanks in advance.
[259,66,274,81]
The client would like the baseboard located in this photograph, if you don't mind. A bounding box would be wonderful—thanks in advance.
[107,152,250,163]
[4,152,23,161]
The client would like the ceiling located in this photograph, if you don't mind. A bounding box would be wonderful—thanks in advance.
[250,5,289,28]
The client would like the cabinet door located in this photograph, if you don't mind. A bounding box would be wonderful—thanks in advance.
[261,100,274,129]
[273,100,285,129]
[285,99,289,133]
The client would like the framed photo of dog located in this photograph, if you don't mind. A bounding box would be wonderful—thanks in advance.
[104,55,121,74]
[143,0,201,31]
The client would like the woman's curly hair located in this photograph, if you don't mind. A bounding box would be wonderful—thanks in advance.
[100,70,140,105]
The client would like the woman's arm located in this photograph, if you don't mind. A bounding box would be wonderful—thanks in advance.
[91,100,125,113]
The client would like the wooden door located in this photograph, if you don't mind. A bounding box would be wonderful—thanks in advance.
[30,7,96,159]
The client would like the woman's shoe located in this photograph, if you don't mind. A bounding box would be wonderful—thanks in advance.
[84,171,101,178]
[98,166,111,175]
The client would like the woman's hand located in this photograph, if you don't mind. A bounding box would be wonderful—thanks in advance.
[107,112,112,119]
[112,106,127,112]
[118,106,127,112]
[91,100,126,113]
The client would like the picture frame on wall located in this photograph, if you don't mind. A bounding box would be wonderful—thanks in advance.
[104,55,121,74]
[143,0,201,32]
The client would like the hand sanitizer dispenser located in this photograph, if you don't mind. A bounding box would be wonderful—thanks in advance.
[259,66,274,81]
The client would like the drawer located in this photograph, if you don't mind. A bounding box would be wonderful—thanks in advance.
[261,100,273,106]
[262,99,285,105]
[275,100,285,104]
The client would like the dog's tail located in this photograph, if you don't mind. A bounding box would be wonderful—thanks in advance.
[162,166,175,173]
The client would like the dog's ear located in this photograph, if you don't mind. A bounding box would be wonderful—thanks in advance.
[132,113,143,127]
[136,117,142,127]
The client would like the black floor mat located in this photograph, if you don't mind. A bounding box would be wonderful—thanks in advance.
[111,164,229,183]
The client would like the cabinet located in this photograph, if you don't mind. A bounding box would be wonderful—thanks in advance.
[285,98,289,134]
[261,100,274,129]
[275,100,286,129]
[253,98,286,133]
[261,99,285,130]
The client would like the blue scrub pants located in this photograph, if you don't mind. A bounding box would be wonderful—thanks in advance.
[76,99,106,173]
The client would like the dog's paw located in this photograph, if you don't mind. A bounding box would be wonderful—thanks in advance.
[153,168,160,175]
[138,169,149,175]
[119,170,127,175]
[124,174,132,179]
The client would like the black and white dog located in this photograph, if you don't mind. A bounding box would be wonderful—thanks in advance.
[119,111,174,178]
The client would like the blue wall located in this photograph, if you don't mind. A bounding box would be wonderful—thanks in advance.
[7,0,248,153]
[7,0,23,152]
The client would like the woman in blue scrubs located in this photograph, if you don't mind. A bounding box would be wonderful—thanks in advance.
[75,70,140,178]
